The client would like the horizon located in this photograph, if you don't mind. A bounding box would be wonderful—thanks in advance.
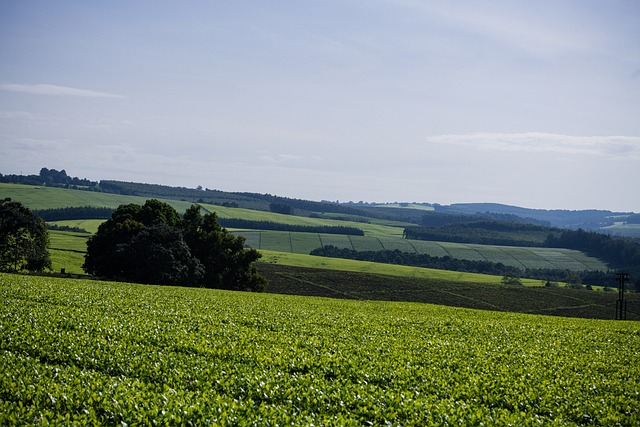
[2,165,637,214]
[1,1,639,212]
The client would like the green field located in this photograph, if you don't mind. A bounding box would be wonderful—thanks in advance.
[1,273,638,426]
[1,183,613,280]
[235,231,608,271]
[259,250,543,286]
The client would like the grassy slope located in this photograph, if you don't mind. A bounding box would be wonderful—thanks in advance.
[2,183,612,284]
[47,219,607,273]
[1,273,639,425]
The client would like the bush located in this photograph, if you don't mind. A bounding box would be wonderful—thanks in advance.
[501,275,523,286]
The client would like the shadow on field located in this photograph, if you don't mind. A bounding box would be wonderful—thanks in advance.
[257,263,640,320]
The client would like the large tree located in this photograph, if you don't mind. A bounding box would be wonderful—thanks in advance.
[182,205,266,291]
[83,200,266,290]
[0,198,51,272]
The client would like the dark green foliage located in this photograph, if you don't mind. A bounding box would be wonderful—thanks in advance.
[419,212,549,227]
[269,202,293,215]
[0,198,51,272]
[404,220,556,247]
[545,229,640,274]
[309,245,619,287]
[311,245,522,276]
[218,218,364,235]
[34,206,114,221]
[0,168,98,188]
[113,223,204,286]
[83,200,265,291]
[46,224,90,233]
[182,205,266,291]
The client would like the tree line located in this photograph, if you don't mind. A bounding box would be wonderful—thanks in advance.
[404,220,557,247]
[309,245,623,287]
[0,168,98,189]
[34,206,114,221]
[218,218,364,236]
[311,245,522,277]
[544,229,640,275]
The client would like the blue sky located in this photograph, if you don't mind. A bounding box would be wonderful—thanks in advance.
[1,1,639,211]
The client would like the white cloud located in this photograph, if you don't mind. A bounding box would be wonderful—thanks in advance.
[425,133,640,160]
[0,83,124,98]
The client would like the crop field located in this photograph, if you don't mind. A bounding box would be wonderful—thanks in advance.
[259,251,540,287]
[0,183,161,210]
[1,273,638,425]
[258,263,640,319]
[1,184,612,273]
[0,184,403,237]
[236,231,608,272]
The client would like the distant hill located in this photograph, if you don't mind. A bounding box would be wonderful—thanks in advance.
[434,202,632,231]
[2,167,638,235]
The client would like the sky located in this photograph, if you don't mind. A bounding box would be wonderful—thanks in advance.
[1,1,639,212]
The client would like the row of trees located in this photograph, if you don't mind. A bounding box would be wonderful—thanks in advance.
[83,200,266,290]
[310,245,522,277]
[544,229,640,275]
[33,206,114,221]
[404,221,555,247]
[309,245,627,287]
[218,218,364,236]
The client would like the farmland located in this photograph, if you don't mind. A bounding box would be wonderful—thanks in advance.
[1,184,612,274]
[46,220,607,274]
[1,273,639,425]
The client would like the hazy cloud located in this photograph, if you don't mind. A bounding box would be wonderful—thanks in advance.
[0,83,124,98]
[426,133,640,160]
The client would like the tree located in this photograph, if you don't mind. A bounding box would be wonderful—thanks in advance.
[0,198,51,272]
[182,205,266,291]
[83,200,266,291]
[113,223,204,286]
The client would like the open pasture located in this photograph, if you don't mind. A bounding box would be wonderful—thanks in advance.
[1,273,638,425]
[0,184,403,237]
[0,183,153,210]
[49,219,104,234]
[48,230,91,274]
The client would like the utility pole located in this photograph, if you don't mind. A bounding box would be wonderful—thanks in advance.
[615,272,629,320]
